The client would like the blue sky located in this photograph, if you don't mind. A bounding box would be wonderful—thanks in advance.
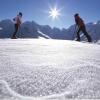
[0,0,100,28]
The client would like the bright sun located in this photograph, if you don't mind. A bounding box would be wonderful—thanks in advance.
[49,6,61,20]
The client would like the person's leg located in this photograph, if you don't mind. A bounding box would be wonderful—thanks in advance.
[81,26,92,42]
[76,28,81,41]
[12,24,19,38]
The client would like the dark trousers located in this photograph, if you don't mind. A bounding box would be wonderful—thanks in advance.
[76,26,92,42]
[12,24,19,38]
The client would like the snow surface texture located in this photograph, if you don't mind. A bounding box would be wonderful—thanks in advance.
[0,39,100,100]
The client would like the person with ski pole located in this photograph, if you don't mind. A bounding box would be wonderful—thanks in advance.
[11,12,23,39]
[74,13,92,42]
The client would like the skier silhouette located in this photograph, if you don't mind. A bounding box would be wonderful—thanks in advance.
[74,13,92,42]
[11,12,22,39]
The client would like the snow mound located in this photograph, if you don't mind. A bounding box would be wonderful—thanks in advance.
[0,39,100,100]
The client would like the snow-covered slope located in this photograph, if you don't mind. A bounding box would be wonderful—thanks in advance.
[0,39,100,100]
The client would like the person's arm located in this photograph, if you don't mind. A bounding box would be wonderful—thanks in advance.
[13,17,17,23]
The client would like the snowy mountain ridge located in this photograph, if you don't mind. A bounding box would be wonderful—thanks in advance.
[0,19,100,42]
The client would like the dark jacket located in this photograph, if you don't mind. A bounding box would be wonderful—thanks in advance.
[75,16,85,28]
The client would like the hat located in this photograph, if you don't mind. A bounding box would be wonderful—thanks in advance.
[19,12,23,16]
[74,13,79,17]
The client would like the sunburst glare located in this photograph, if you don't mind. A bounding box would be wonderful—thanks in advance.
[49,6,62,20]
